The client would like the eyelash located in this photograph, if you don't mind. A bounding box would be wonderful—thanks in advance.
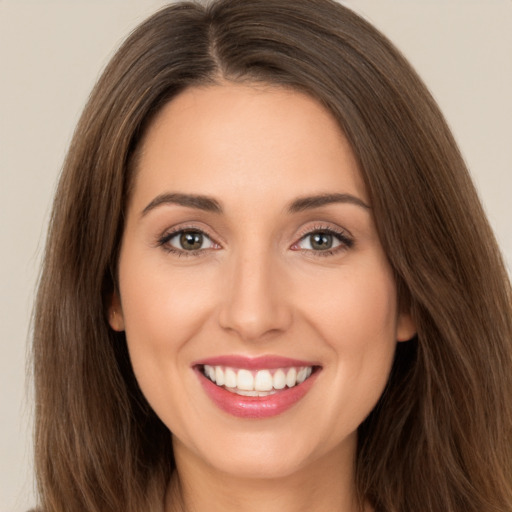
[156,224,354,258]
[156,225,218,257]
[291,224,354,257]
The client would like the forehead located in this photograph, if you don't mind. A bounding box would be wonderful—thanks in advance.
[132,82,367,210]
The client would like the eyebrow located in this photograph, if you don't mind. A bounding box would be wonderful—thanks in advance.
[141,193,222,216]
[141,191,370,217]
[287,193,370,213]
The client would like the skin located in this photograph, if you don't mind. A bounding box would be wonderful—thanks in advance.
[109,82,416,512]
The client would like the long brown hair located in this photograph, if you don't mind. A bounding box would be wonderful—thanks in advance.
[33,1,512,511]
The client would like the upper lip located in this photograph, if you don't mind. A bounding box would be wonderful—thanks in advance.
[192,355,320,370]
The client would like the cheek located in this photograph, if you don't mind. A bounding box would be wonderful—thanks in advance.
[117,254,219,398]
[120,258,216,342]
[300,260,398,345]
[297,261,398,417]
[116,259,221,436]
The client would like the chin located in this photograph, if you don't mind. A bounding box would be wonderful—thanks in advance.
[180,425,353,482]
[208,449,314,480]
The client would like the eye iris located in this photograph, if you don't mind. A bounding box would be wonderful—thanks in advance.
[310,233,333,250]
[180,231,203,250]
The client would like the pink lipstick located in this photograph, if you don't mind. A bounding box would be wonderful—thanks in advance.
[193,355,320,419]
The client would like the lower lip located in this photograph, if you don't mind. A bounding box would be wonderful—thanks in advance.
[196,367,319,419]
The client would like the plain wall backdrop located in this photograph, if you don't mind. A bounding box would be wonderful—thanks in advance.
[1,1,511,510]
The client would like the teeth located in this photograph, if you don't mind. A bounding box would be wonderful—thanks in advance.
[254,370,273,391]
[224,368,237,388]
[237,369,254,390]
[215,366,225,386]
[206,365,215,381]
[286,367,297,388]
[229,389,277,397]
[203,364,314,394]
[273,369,286,390]
[297,367,310,384]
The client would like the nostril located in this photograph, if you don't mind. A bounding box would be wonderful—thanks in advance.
[217,301,293,342]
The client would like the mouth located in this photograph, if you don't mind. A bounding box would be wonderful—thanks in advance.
[201,364,315,396]
[193,356,321,419]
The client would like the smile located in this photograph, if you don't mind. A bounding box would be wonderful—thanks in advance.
[194,356,321,419]
[202,365,313,396]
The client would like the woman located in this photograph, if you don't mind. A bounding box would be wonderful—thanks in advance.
[33,0,512,511]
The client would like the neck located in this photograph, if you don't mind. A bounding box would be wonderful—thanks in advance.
[165,437,367,512]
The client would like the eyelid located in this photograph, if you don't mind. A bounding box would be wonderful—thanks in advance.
[154,222,353,257]
[295,222,352,240]
[290,223,354,253]
[156,224,222,255]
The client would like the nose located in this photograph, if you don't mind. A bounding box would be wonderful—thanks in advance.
[217,249,293,342]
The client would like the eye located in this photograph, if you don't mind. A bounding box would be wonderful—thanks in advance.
[159,229,218,254]
[299,232,340,251]
[291,227,353,254]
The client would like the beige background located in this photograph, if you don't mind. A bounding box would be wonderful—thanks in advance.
[1,1,511,510]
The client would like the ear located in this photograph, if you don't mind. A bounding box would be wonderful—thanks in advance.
[108,291,125,332]
[396,311,416,342]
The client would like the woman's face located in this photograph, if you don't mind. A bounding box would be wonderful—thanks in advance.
[110,83,415,480]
